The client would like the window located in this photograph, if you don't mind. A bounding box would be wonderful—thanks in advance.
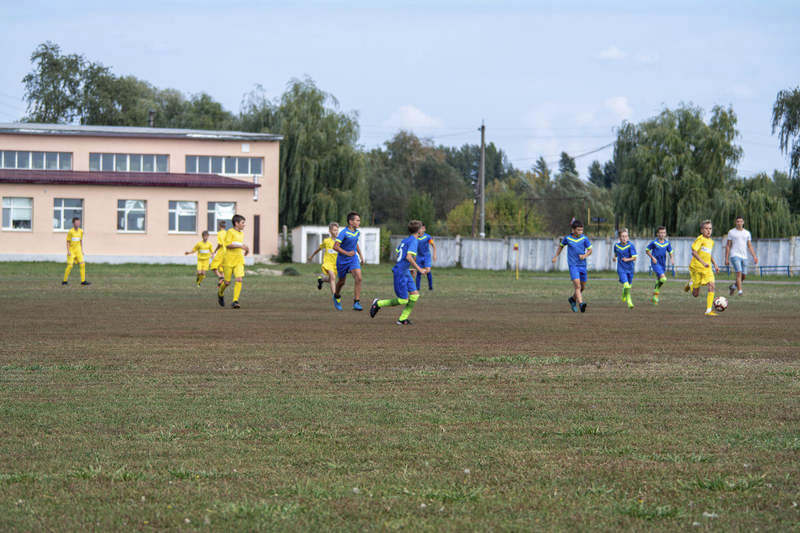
[186,156,263,175]
[168,201,197,233]
[89,153,167,173]
[2,197,33,231]
[53,198,83,231]
[207,202,235,233]
[117,200,146,232]
[0,151,70,170]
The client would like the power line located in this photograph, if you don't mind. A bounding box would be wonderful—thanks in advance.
[510,141,615,163]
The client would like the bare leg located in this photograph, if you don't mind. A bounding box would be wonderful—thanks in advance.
[573,279,583,304]
[328,275,336,295]
[335,276,346,296]
[736,272,743,292]
[352,269,362,301]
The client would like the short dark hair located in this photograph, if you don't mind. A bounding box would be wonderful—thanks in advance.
[232,214,245,225]
[656,225,666,233]
[735,215,744,221]
[72,217,80,222]
[218,219,227,228]
[202,230,209,237]
[571,219,583,229]
[408,220,422,234]
[347,211,360,223]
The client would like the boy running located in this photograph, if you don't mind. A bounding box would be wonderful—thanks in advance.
[725,216,758,296]
[185,230,214,286]
[369,220,428,325]
[333,212,365,311]
[684,219,720,316]
[645,226,675,305]
[217,215,249,309]
[308,222,339,296]
[413,224,436,291]
[62,217,90,286]
[552,219,592,313]
[612,228,637,309]
[209,220,228,285]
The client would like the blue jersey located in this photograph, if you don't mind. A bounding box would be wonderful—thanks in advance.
[417,233,433,257]
[335,227,360,262]
[560,234,592,267]
[646,239,672,268]
[614,241,637,272]
[393,235,419,273]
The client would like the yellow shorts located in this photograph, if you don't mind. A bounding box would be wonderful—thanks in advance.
[210,252,225,270]
[223,262,245,281]
[67,249,84,265]
[690,268,715,287]
[197,259,210,271]
[321,263,336,277]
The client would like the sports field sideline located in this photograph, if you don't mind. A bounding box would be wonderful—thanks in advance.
[1,262,799,530]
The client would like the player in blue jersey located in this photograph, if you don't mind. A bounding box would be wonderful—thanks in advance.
[645,226,675,305]
[413,224,436,291]
[333,212,365,311]
[552,219,592,312]
[612,228,637,309]
[370,220,428,325]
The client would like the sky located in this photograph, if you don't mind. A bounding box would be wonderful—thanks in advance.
[1,0,798,178]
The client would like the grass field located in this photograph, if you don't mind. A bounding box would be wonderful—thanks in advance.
[1,262,799,531]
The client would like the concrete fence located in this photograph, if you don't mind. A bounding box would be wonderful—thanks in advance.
[390,235,800,274]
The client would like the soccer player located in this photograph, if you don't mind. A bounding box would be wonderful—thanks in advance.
[413,224,436,291]
[370,220,428,325]
[333,212,365,311]
[217,215,249,309]
[612,228,637,309]
[62,217,90,286]
[209,220,228,286]
[645,226,675,305]
[552,219,592,313]
[185,230,214,286]
[725,216,758,296]
[684,219,720,316]
[308,222,339,296]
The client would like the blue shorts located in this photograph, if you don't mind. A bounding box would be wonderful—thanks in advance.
[569,265,587,283]
[730,256,747,274]
[617,270,634,284]
[393,269,417,300]
[416,255,432,268]
[652,263,666,277]
[336,256,361,278]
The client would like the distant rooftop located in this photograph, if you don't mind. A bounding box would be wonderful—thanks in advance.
[0,123,282,142]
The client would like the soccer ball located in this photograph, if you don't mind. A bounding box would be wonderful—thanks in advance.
[713,296,728,312]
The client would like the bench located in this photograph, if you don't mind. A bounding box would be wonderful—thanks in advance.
[759,265,791,278]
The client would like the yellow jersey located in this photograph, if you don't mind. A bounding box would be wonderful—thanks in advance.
[320,237,338,268]
[223,228,245,265]
[66,228,83,250]
[193,240,214,258]
[216,229,228,253]
[690,235,714,271]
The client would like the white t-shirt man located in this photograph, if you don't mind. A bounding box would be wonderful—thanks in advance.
[726,228,752,259]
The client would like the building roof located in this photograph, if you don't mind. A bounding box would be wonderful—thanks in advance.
[0,122,282,142]
[0,169,260,189]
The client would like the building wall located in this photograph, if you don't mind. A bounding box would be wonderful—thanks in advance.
[0,183,266,262]
[0,133,280,256]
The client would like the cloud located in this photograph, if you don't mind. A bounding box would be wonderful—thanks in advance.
[604,96,632,120]
[634,52,660,65]
[597,46,626,60]
[384,105,443,130]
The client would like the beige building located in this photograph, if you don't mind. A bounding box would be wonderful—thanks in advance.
[0,123,281,263]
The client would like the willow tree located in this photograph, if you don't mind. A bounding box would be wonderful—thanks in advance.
[613,104,742,235]
[772,87,800,179]
[240,78,369,228]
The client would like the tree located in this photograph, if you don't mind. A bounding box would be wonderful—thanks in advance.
[558,152,577,177]
[613,104,742,234]
[22,42,84,123]
[533,156,552,183]
[772,87,800,178]
[407,191,435,226]
[588,160,604,187]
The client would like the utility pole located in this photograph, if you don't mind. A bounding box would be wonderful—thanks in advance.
[479,121,486,238]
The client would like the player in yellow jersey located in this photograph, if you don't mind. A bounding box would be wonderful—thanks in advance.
[62,217,90,286]
[209,220,228,286]
[307,222,339,296]
[217,214,249,309]
[684,219,720,316]
[185,230,214,286]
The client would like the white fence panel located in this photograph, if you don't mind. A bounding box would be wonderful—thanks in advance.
[461,238,508,270]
